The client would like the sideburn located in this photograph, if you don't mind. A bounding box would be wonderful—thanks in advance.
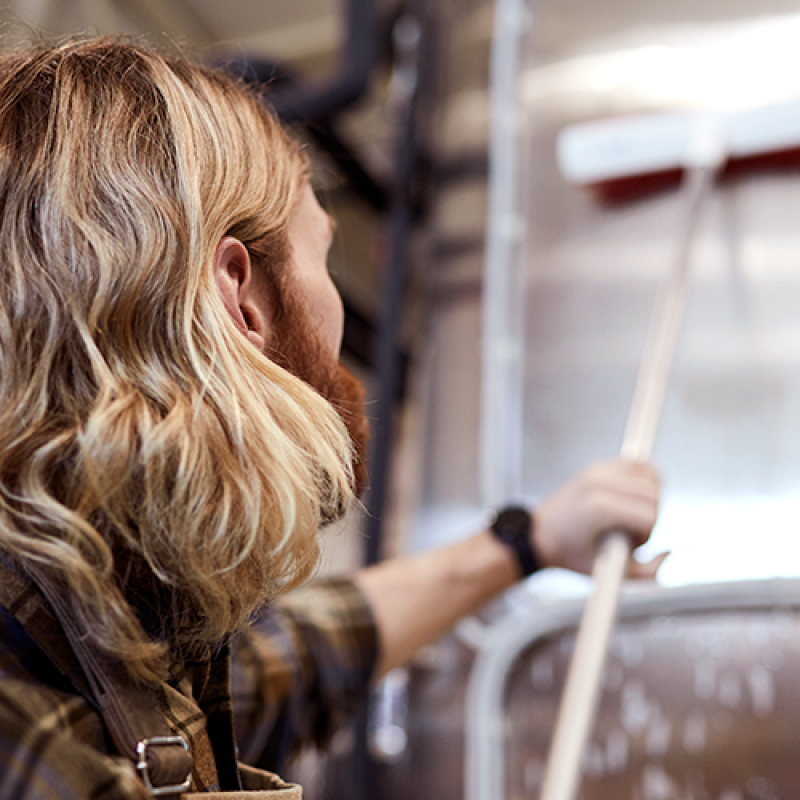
[264,277,370,502]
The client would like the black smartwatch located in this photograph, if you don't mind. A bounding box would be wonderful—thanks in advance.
[489,506,541,578]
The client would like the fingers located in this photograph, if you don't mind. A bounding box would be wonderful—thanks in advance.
[534,458,662,575]
[582,459,660,506]
[579,460,660,546]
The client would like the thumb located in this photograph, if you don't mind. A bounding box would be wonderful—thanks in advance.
[627,550,670,580]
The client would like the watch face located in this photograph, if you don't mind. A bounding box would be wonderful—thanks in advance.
[494,508,530,542]
[492,506,539,577]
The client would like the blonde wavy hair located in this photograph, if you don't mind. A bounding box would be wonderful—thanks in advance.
[0,38,355,681]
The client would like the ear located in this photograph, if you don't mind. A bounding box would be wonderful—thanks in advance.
[213,236,268,351]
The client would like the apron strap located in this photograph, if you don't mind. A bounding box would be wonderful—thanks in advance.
[28,571,302,798]
[33,575,194,798]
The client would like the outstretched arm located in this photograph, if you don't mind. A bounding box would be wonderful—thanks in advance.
[354,458,664,678]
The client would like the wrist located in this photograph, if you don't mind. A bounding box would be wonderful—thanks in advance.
[489,506,542,579]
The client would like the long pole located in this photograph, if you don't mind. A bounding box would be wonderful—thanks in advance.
[539,121,725,800]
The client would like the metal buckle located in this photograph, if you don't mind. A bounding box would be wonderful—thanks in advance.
[136,736,192,796]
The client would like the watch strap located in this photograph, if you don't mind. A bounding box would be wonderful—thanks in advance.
[489,506,541,578]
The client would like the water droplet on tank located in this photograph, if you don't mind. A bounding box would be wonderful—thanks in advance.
[697,624,723,650]
[747,622,771,647]
[683,710,707,754]
[761,647,784,671]
[621,680,654,735]
[746,664,775,718]
[710,637,731,658]
[641,763,678,800]
[620,637,645,668]
[606,728,628,773]
[644,712,672,758]
[694,658,716,701]
[718,672,742,709]
[649,616,676,638]
[769,612,793,640]
[582,741,605,778]
[747,775,777,800]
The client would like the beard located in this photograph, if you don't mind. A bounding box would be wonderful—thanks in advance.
[265,285,370,501]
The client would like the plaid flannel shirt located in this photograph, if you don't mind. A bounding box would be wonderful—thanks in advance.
[0,562,379,798]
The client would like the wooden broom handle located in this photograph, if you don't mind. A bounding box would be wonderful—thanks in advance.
[539,134,723,800]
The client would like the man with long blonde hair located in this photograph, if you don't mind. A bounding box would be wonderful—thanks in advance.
[0,39,662,797]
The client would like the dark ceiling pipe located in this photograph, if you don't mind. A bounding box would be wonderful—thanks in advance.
[267,0,378,124]
[210,0,388,211]
[206,0,377,122]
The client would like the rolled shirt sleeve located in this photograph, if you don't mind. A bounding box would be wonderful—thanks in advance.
[231,577,380,772]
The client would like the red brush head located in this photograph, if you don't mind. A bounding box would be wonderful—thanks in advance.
[587,146,800,205]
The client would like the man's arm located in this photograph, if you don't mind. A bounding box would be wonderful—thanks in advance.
[354,458,664,677]
[232,459,662,770]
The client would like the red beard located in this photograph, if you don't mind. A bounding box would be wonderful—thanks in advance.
[264,287,370,500]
